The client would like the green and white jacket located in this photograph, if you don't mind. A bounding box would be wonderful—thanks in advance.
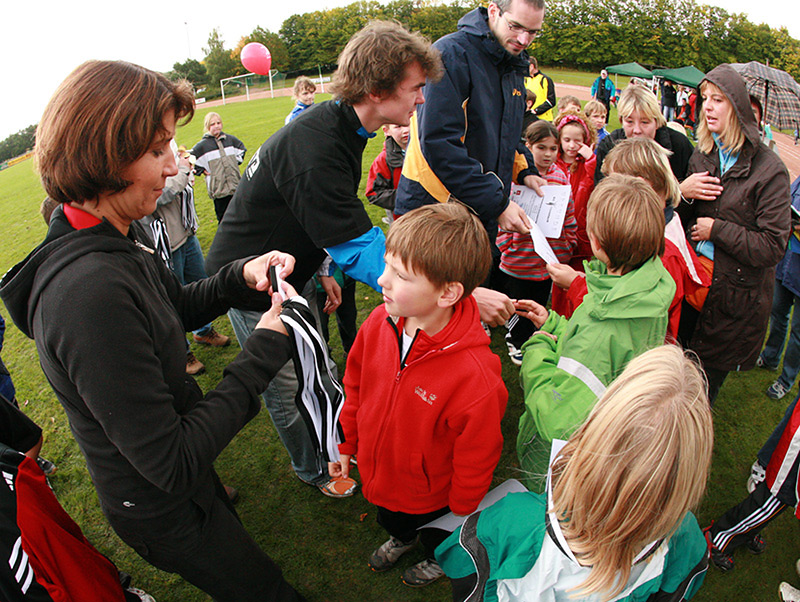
[516,257,674,491]
[435,490,708,602]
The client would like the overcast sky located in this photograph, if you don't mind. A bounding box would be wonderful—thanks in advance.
[2,0,798,140]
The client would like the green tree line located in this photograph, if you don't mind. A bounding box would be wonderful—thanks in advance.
[535,0,800,78]
[4,0,799,154]
[166,0,800,91]
[0,125,36,164]
[168,0,481,90]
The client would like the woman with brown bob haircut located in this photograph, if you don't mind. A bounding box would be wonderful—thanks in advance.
[0,60,307,601]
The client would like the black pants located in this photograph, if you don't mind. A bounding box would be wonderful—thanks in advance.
[108,474,305,602]
[498,274,552,349]
[213,195,234,223]
[599,99,611,122]
[708,480,787,553]
[376,505,450,560]
[677,301,728,405]
[315,276,357,353]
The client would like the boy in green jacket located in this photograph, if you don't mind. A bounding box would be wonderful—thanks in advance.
[516,174,675,491]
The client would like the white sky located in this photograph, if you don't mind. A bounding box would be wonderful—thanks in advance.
[2,0,799,141]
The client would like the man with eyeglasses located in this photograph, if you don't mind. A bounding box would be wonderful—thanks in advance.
[396,0,547,296]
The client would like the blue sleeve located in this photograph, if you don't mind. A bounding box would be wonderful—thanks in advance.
[325,227,386,292]
[791,174,800,207]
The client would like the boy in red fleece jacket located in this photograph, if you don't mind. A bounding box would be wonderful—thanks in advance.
[329,203,508,588]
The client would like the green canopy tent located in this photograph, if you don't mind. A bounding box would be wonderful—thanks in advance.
[605,62,654,78]
[651,66,706,89]
[604,62,654,92]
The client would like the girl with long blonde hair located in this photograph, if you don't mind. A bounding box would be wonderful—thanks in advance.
[437,345,713,602]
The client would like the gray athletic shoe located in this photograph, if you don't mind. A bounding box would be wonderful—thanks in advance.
[780,582,800,602]
[747,460,766,493]
[369,536,418,572]
[401,558,445,587]
[767,381,790,400]
[125,587,156,602]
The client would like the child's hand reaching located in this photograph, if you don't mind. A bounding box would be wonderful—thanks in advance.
[546,263,581,290]
[577,143,593,160]
[328,454,351,479]
[514,299,549,328]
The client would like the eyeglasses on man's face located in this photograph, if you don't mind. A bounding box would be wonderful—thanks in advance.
[498,9,541,40]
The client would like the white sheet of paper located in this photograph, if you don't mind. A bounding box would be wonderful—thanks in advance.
[529,220,559,265]
[419,479,529,533]
[510,183,571,238]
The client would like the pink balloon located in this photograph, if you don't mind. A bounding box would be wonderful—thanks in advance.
[241,42,272,75]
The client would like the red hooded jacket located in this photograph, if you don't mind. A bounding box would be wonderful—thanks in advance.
[339,295,507,515]
[556,154,596,261]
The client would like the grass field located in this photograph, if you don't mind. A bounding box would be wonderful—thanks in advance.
[1,74,799,602]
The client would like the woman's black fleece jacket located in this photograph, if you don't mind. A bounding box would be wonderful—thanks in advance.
[0,207,290,520]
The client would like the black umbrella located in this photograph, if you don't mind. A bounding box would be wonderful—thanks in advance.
[731,61,800,131]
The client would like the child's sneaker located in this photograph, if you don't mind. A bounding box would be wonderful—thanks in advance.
[401,558,444,587]
[368,536,418,572]
[704,524,734,572]
[767,381,789,400]
[125,587,156,602]
[36,457,57,476]
[781,582,800,602]
[709,544,735,572]
[747,532,766,554]
[747,460,766,493]
[504,334,523,367]
[318,476,358,498]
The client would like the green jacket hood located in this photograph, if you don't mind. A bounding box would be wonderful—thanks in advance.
[583,257,675,321]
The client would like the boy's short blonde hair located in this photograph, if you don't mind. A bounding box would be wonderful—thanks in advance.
[583,99,607,118]
[552,344,712,600]
[617,85,666,128]
[292,76,316,99]
[586,174,665,273]
[556,95,581,114]
[386,203,491,298]
[601,138,681,208]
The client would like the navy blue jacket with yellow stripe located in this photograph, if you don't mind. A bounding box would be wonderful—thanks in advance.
[395,7,537,233]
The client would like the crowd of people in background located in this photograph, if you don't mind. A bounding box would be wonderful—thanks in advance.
[1,0,800,600]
